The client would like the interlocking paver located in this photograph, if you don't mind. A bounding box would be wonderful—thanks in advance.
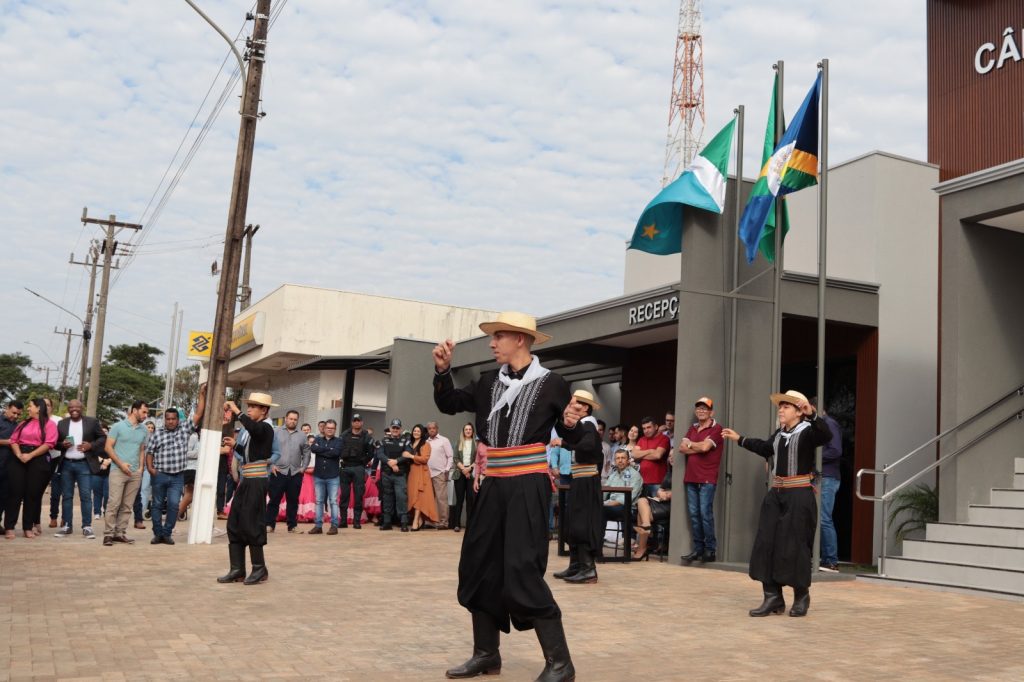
[2,510,1023,681]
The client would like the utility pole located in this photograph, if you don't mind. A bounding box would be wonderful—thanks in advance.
[239,223,260,310]
[163,303,180,409]
[70,244,101,402]
[54,327,77,403]
[81,210,142,417]
[191,0,271,546]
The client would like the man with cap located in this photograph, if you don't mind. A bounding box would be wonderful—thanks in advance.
[377,418,411,531]
[217,392,278,586]
[679,396,724,564]
[722,390,832,617]
[553,389,606,585]
[433,311,588,682]
[337,413,375,528]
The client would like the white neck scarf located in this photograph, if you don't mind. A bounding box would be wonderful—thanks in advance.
[488,355,549,421]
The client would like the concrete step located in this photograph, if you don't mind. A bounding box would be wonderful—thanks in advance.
[903,539,1024,570]
[882,557,1024,595]
[991,488,1024,507]
[857,574,1024,602]
[968,504,1024,527]
[926,522,1024,548]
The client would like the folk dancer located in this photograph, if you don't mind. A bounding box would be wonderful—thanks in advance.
[722,390,832,617]
[433,311,587,682]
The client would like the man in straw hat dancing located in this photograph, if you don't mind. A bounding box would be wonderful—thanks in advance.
[552,389,605,585]
[433,311,588,682]
[217,392,278,586]
[721,390,832,617]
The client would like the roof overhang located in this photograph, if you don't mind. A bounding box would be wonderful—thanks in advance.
[288,354,390,372]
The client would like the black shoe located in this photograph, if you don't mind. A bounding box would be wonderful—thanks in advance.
[244,545,269,585]
[353,522,362,529]
[563,553,597,585]
[380,524,393,531]
[338,522,348,529]
[553,547,581,580]
[789,588,810,617]
[445,612,501,679]
[217,544,246,583]
[151,536,162,544]
[681,549,703,564]
[533,616,575,682]
[401,524,410,532]
[749,586,786,617]
[164,536,175,545]
[702,550,716,563]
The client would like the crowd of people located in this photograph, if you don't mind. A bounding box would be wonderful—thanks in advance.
[0,393,484,545]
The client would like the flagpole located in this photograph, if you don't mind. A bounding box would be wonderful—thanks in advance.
[770,60,785,432]
[813,58,830,573]
[723,104,744,563]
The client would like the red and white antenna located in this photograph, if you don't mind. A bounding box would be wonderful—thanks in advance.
[661,0,705,186]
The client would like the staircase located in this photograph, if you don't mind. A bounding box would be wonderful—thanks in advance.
[859,457,1024,601]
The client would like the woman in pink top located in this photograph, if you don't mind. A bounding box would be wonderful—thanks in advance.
[5,398,58,538]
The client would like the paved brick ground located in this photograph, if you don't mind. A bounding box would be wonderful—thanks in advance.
[1,514,1022,681]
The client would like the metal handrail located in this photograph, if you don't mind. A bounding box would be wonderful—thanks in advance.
[855,383,1024,575]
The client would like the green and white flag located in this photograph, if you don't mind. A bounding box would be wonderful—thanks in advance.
[629,119,736,255]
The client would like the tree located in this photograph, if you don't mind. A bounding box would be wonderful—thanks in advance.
[96,344,164,425]
[171,364,200,414]
[0,352,32,399]
[106,343,163,374]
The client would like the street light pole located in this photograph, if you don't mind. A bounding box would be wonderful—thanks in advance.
[188,0,272,545]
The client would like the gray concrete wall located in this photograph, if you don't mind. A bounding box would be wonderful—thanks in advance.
[939,170,1024,521]
[386,338,470,442]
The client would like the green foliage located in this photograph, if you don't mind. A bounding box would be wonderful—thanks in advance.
[96,344,164,425]
[20,382,60,406]
[171,364,200,414]
[106,343,163,374]
[0,352,32,399]
[888,483,939,542]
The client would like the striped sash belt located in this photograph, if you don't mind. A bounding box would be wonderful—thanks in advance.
[570,462,599,479]
[485,443,548,478]
[772,473,814,489]
[241,462,269,479]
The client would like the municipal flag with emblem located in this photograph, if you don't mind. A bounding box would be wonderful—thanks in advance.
[628,118,736,255]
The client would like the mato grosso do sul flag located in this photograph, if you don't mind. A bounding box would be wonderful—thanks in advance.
[739,72,821,263]
[628,118,736,255]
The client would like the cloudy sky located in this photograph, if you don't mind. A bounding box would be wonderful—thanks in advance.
[1,0,926,382]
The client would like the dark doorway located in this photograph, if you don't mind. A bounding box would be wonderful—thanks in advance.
[781,317,878,565]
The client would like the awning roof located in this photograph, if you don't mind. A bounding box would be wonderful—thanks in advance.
[288,354,390,372]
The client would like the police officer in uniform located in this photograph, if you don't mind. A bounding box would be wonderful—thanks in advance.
[377,419,411,532]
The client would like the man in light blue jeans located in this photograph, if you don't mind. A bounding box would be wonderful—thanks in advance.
[145,407,200,545]
[679,397,724,564]
[816,402,843,572]
[310,420,342,535]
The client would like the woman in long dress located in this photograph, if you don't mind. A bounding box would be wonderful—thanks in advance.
[405,424,436,531]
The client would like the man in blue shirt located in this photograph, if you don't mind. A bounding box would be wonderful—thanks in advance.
[815,399,843,572]
[102,401,150,546]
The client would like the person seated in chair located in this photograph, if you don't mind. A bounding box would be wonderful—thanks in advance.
[603,449,642,522]
[632,469,672,559]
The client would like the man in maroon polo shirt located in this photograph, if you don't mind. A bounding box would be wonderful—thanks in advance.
[679,396,724,563]
[632,416,670,496]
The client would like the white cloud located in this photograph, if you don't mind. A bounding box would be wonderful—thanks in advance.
[1,0,926,382]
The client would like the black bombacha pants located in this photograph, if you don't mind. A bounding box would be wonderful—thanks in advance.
[457,473,560,633]
[566,475,604,557]
[748,486,817,589]
[227,477,268,547]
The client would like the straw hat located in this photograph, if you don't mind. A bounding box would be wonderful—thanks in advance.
[479,311,551,345]
[572,389,601,411]
[243,391,279,407]
[769,390,809,408]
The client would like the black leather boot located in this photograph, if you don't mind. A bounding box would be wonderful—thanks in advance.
[553,547,580,580]
[789,587,810,617]
[445,611,501,678]
[563,551,597,584]
[244,545,269,585]
[217,543,246,583]
[533,616,575,682]
[748,583,785,617]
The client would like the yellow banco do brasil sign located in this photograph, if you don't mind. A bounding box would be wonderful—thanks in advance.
[186,311,266,361]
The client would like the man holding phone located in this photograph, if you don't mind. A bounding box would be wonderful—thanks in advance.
[56,399,106,539]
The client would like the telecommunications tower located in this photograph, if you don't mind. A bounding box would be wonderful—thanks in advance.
[661,0,705,186]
